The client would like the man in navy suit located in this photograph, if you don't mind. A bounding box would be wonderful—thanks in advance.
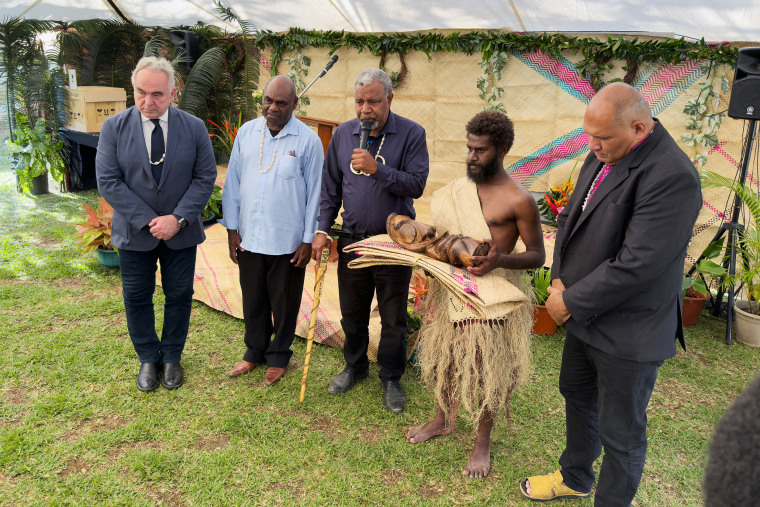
[96,56,217,392]
[520,83,701,505]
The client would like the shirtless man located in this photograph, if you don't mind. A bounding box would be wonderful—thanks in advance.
[407,110,545,478]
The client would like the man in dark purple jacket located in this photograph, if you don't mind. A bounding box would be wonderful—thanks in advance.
[312,68,429,414]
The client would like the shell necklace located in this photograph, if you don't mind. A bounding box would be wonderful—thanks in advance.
[259,126,282,174]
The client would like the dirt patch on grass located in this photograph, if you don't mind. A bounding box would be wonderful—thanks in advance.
[192,433,231,451]
[64,415,130,442]
[418,480,446,500]
[60,457,91,477]
[652,378,719,411]
[0,470,18,488]
[3,387,28,405]
[264,478,306,502]
[32,237,63,249]
[381,467,404,487]
[101,440,165,471]
[147,487,187,507]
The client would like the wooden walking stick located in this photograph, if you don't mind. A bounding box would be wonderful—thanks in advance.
[300,246,331,403]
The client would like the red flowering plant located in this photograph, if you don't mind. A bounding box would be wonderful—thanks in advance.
[537,163,577,227]
[208,111,245,159]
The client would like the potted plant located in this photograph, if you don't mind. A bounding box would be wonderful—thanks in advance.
[528,266,557,335]
[72,197,118,268]
[203,184,223,226]
[682,275,709,327]
[699,171,760,346]
[5,113,66,195]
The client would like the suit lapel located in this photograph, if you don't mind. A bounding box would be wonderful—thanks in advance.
[159,107,180,188]
[564,123,664,241]
[129,107,153,184]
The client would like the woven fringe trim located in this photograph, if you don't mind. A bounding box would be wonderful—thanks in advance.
[416,280,533,428]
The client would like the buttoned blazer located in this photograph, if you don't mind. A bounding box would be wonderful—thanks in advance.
[96,105,217,251]
[551,122,702,362]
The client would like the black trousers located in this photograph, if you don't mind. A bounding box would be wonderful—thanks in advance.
[337,237,412,382]
[558,331,663,507]
[238,250,305,368]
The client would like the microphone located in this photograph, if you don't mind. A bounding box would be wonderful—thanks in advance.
[298,55,340,98]
[318,55,339,78]
[359,121,372,150]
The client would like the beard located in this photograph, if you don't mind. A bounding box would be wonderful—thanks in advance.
[361,117,380,131]
[466,157,500,184]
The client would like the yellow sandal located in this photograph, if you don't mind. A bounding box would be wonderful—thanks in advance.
[519,470,590,502]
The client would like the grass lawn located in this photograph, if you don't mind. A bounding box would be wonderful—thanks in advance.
[0,149,758,506]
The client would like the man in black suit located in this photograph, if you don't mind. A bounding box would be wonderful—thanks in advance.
[97,56,217,392]
[520,82,702,505]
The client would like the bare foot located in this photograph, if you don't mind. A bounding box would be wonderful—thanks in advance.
[462,411,494,478]
[407,407,454,444]
[462,438,490,478]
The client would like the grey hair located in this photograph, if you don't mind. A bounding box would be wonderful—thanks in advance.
[131,56,175,89]
[355,68,392,95]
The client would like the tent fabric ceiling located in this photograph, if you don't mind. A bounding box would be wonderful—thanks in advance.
[2,0,759,41]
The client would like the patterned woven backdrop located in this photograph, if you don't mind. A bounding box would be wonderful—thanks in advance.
[281,41,759,269]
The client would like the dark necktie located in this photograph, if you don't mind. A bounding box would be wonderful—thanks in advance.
[150,119,164,184]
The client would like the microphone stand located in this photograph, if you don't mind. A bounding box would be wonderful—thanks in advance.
[298,56,338,99]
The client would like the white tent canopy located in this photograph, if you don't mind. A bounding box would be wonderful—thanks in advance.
[2,0,759,41]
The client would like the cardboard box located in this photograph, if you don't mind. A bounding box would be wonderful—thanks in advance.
[65,86,127,133]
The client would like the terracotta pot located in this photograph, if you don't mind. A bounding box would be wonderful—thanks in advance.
[532,304,557,335]
[735,300,760,347]
[682,294,708,326]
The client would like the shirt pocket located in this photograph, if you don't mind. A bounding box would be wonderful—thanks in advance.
[276,155,301,180]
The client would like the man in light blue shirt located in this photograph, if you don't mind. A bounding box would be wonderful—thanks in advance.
[221,75,324,386]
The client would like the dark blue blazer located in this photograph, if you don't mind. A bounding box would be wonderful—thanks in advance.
[96,105,217,251]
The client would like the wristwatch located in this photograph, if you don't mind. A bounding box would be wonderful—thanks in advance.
[173,215,188,229]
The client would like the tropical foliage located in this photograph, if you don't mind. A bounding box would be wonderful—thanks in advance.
[72,197,114,252]
[5,113,65,192]
[698,171,760,313]
[528,266,552,305]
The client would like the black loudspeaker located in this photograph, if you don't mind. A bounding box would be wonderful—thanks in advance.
[170,30,200,68]
[728,47,760,120]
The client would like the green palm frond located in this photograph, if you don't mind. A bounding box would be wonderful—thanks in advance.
[142,35,166,58]
[701,170,760,226]
[213,1,261,119]
[177,46,225,117]
[0,17,55,139]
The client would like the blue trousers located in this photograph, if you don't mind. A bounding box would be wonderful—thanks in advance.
[559,331,663,507]
[118,242,196,364]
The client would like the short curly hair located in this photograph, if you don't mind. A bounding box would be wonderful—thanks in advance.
[465,111,515,154]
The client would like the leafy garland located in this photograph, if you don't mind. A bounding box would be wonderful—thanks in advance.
[253,28,738,87]
[284,51,311,115]
[680,61,729,167]
[478,51,508,112]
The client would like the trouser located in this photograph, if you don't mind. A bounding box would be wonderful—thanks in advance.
[558,331,663,507]
[119,242,197,364]
[238,250,305,368]
[337,237,412,382]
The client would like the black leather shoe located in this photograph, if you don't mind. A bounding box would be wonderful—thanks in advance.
[137,362,159,392]
[327,367,368,394]
[161,362,184,390]
[382,380,406,414]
